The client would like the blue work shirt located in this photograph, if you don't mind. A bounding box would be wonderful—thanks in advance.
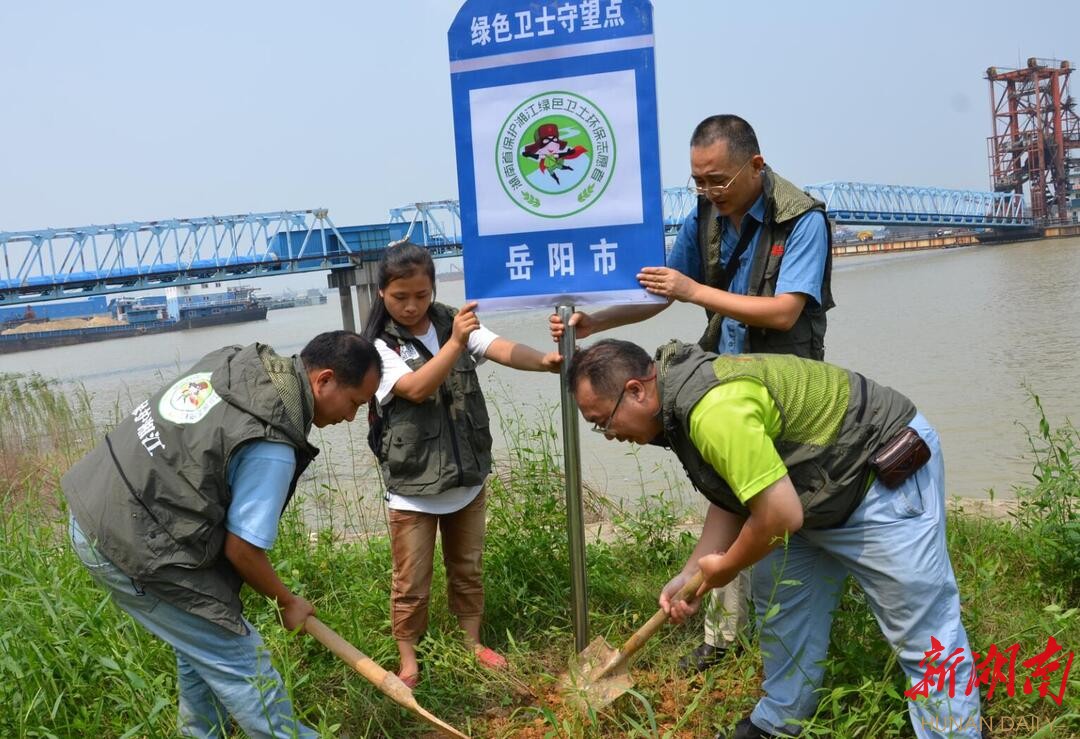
[667,194,828,355]
[226,440,297,550]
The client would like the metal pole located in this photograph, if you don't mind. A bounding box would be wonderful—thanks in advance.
[557,303,589,652]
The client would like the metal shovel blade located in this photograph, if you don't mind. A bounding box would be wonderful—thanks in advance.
[558,636,634,712]
[557,571,705,714]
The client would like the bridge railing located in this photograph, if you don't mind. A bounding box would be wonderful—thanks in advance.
[0,210,371,304]
[803,182,1031,227]
[621,183,1033,232]
[6,179,1035,305]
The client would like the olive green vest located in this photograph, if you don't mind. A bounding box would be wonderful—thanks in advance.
[62,344,319,634]
[656,341,914,528]
[696,166,835,359]
[371,302,493,496]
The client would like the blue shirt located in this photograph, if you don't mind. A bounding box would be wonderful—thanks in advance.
[225,440,297,550]
[667,194,828,354]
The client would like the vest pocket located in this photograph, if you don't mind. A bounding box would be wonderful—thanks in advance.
[386,423,442,487]
[467,406,493,461]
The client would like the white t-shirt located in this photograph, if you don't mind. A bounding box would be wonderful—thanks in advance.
[374,321,498,514]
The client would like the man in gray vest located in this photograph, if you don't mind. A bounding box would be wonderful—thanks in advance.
[63,331,382,738]
[568,339,981,739]
[551,114,833,673]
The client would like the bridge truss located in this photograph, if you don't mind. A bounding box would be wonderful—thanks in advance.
[4,179,1033,306]
[388,200,463,251]
[803,182,1031,227]
[0,210,356,305]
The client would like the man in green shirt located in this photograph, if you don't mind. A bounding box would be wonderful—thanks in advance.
[568,338,981,739]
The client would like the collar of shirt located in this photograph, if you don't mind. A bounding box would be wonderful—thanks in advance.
[717,193,767,266]
[715,193,767,235]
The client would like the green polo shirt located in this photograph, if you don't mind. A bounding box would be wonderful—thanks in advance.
[688,378,787,504]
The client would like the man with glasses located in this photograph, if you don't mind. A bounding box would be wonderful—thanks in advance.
[551,114,834,674]
[568,338,981,739]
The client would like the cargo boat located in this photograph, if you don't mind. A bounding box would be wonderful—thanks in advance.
[256,288,329,311]
[0,285,267,355]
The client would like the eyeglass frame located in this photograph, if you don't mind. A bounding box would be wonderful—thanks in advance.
[590,372,657,435]
[686,157,753,197]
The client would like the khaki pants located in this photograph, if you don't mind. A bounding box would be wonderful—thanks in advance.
[703,568,751,647]
[389,488,486,642]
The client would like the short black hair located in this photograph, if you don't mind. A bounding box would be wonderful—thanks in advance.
[689,114,760,160]
[300,331,382,386]
[568,339,652,398]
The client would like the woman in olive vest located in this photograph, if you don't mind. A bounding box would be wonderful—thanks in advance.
[363,242,561,687]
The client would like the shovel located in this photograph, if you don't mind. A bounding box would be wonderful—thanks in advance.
[305,616,471,739]
[559,570,705,712]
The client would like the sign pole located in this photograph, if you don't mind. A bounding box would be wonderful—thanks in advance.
[557,303,589,652]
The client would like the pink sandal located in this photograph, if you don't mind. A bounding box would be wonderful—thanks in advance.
[397,671,420,689]
[474,646,508,670]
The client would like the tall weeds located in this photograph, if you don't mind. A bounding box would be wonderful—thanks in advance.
[1013,392,1080,601]
[0,382,1077,737]
[0,372,95,504]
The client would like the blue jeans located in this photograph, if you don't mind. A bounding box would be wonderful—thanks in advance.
[69,517,318,738]
[749,414,982,738]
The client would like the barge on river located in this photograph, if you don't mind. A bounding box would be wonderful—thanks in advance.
[0,285,267,355]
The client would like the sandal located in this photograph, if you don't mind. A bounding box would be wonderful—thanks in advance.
[474,646,508,670]
[396,669,420,689]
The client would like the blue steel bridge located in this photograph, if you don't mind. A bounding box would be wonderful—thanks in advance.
[1,183,1030,306]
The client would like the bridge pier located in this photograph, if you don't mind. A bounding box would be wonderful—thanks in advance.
[327,262,378,334]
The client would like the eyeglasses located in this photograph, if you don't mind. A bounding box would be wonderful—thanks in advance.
[592,385,628,435]
[687,158,752,197]
[590,373,656,435]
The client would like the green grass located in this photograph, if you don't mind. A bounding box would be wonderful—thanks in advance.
[0,376,1077,738]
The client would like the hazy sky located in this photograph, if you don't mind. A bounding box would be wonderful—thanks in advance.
[2,1,1077,234]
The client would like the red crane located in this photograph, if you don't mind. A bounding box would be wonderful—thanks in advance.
[987,58,1080,224]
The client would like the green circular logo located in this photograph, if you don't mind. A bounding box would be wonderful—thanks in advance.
[495,90,616,218]
[158,372,221,424]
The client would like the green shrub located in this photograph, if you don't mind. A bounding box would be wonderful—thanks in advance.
[1012,393,1080,601]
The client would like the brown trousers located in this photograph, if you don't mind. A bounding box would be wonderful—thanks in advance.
[388,488,487,642]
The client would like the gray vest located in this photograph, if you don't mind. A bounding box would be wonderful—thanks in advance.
[697,166,835,359]
[62,344,319,634]
[656,341,914,528]
[372,302,493,496]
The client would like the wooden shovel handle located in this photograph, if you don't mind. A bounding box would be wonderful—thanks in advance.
[616,570,706,664]
[305,616,391,686]
[305,617,471,738]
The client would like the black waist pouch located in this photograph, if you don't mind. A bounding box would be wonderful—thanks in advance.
[870,427,931,489]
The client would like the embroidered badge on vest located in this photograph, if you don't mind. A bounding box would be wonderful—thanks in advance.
[400,343,420,362]
[157,372,222,425]
[770,244,785,257]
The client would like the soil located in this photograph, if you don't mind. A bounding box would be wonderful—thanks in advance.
[1,315,124,334]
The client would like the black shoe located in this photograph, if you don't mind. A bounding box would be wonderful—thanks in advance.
[677,641,729,674]
[717,717,780,739]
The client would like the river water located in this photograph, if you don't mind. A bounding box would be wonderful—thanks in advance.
[6,236,1078,526]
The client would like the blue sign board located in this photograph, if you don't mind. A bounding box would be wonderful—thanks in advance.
[449,0,664,310]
